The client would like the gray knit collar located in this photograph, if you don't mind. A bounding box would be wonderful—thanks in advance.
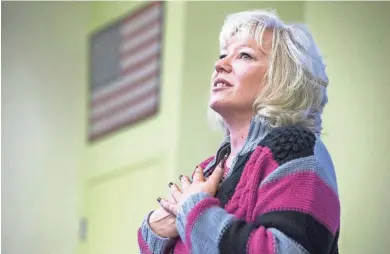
[223,114,272,156]
[204,115,272,177]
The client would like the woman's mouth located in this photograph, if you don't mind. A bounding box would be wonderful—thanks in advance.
[213,78,233,91]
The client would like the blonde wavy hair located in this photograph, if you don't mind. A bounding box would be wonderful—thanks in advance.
[210,9,329,135]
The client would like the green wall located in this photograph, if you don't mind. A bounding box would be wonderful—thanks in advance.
[2,2,90,254]
[80,2,188,253]
[305,2,390,253]
[3,2,390,254]
[85,1,184,182]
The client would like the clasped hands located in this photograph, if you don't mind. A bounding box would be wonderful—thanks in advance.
[158,163,224,216]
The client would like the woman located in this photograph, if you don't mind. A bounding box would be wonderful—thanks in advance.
[138,9,340,254]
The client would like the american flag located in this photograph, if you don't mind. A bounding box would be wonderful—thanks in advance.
[88,2,164,141]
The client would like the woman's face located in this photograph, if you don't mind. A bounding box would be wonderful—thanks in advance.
[209,34,271,117]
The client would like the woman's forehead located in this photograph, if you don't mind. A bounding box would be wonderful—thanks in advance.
[220,36,257,51]
[220,33,272,54]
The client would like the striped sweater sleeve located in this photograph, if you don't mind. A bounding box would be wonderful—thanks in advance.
[175,126,340,254]
[137,211,176,254]
[137,156,215,254]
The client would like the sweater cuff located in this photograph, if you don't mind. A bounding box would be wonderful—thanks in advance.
[176,192,215,243]
[138,211,176,254]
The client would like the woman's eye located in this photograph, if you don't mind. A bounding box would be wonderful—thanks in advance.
[219,54,227,59]
[239,52,252,59]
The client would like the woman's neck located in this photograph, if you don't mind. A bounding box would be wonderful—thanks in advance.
[221,113,271,169]
[225,113,253,159]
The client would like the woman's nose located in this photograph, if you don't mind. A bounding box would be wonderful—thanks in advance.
[215,57,232,73]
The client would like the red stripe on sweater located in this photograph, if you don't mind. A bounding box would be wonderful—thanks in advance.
[247,227,276,254]
[137,228,153,254]
[173,239,190,253]
[254,171,340,234]
[225,146,279,221]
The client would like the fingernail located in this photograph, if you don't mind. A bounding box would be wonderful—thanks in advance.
[157,197,161,202]
[179,175,183,180]
[168,182,173,187]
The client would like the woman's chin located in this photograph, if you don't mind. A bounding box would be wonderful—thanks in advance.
[209,100,229,113]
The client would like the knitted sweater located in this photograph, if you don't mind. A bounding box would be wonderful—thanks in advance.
[138,117,340,254]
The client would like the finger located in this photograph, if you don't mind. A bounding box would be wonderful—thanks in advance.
[180,175,192,190]
[167,193,177,203]
[192,165,205,182]
[156,195,176,214]
[179,174,192,184]
[157,197,179,215]
[168,182,181,202]
[207,164,224,186]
